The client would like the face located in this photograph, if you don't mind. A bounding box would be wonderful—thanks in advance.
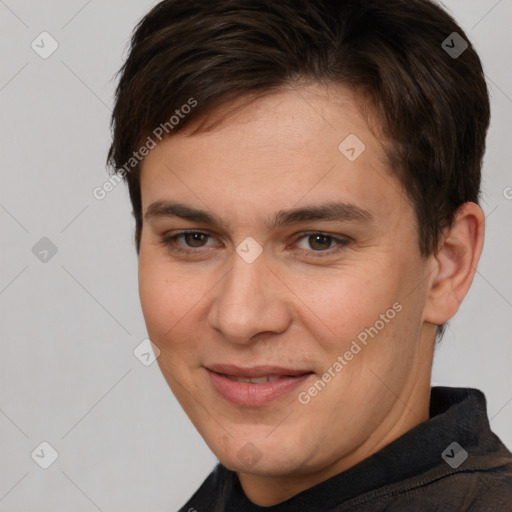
[138,84,437,498]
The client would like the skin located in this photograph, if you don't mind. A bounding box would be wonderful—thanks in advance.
[137,83,484,506]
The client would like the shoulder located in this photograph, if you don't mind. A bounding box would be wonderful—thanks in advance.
[347,456,512,512]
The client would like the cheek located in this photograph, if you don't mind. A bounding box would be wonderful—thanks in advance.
[290,265,400,347]
[137,252,213,359]
[139,260,166,327]
[138,253,187,341]
[316,269,423,376]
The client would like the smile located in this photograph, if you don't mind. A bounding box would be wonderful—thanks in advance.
[205,365,314,406]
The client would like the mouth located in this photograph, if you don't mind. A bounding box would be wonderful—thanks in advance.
[205,364,315,406]
[224,374,290,383]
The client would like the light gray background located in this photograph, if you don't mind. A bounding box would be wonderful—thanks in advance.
[0,1,511,510]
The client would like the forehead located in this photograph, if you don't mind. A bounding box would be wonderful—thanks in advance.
[139,83,408,225]
[175,83,380,159]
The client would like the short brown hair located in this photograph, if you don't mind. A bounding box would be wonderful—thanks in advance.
[107,0,489,261]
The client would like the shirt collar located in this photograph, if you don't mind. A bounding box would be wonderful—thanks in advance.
[223,387,501,511]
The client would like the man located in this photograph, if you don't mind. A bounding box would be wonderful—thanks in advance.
[107,0,512,509]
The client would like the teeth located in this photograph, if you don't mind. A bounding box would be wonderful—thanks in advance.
[225,374,283,383]
[244,376,268,384]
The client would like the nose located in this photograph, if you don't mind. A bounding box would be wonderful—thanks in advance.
[207,250,292,345]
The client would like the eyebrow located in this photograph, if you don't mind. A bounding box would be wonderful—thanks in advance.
[144,200,374,230]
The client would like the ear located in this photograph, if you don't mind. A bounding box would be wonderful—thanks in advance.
[423,202,485,326]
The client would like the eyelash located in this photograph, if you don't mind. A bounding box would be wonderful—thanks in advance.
[159,230,351,257]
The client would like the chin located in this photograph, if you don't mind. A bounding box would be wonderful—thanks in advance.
[211,430,311,476]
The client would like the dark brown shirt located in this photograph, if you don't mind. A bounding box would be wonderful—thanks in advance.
[178,387,512,511]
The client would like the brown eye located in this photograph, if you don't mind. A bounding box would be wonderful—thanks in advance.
[294,232,351,255]
[161,231,217,252]
[307,234,333,251]
[183,232,209,247]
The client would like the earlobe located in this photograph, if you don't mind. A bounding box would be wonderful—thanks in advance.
[424,202,485,326]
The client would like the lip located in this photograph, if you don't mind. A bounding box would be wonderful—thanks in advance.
[205,365,314,407]
[206,364,311,378]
